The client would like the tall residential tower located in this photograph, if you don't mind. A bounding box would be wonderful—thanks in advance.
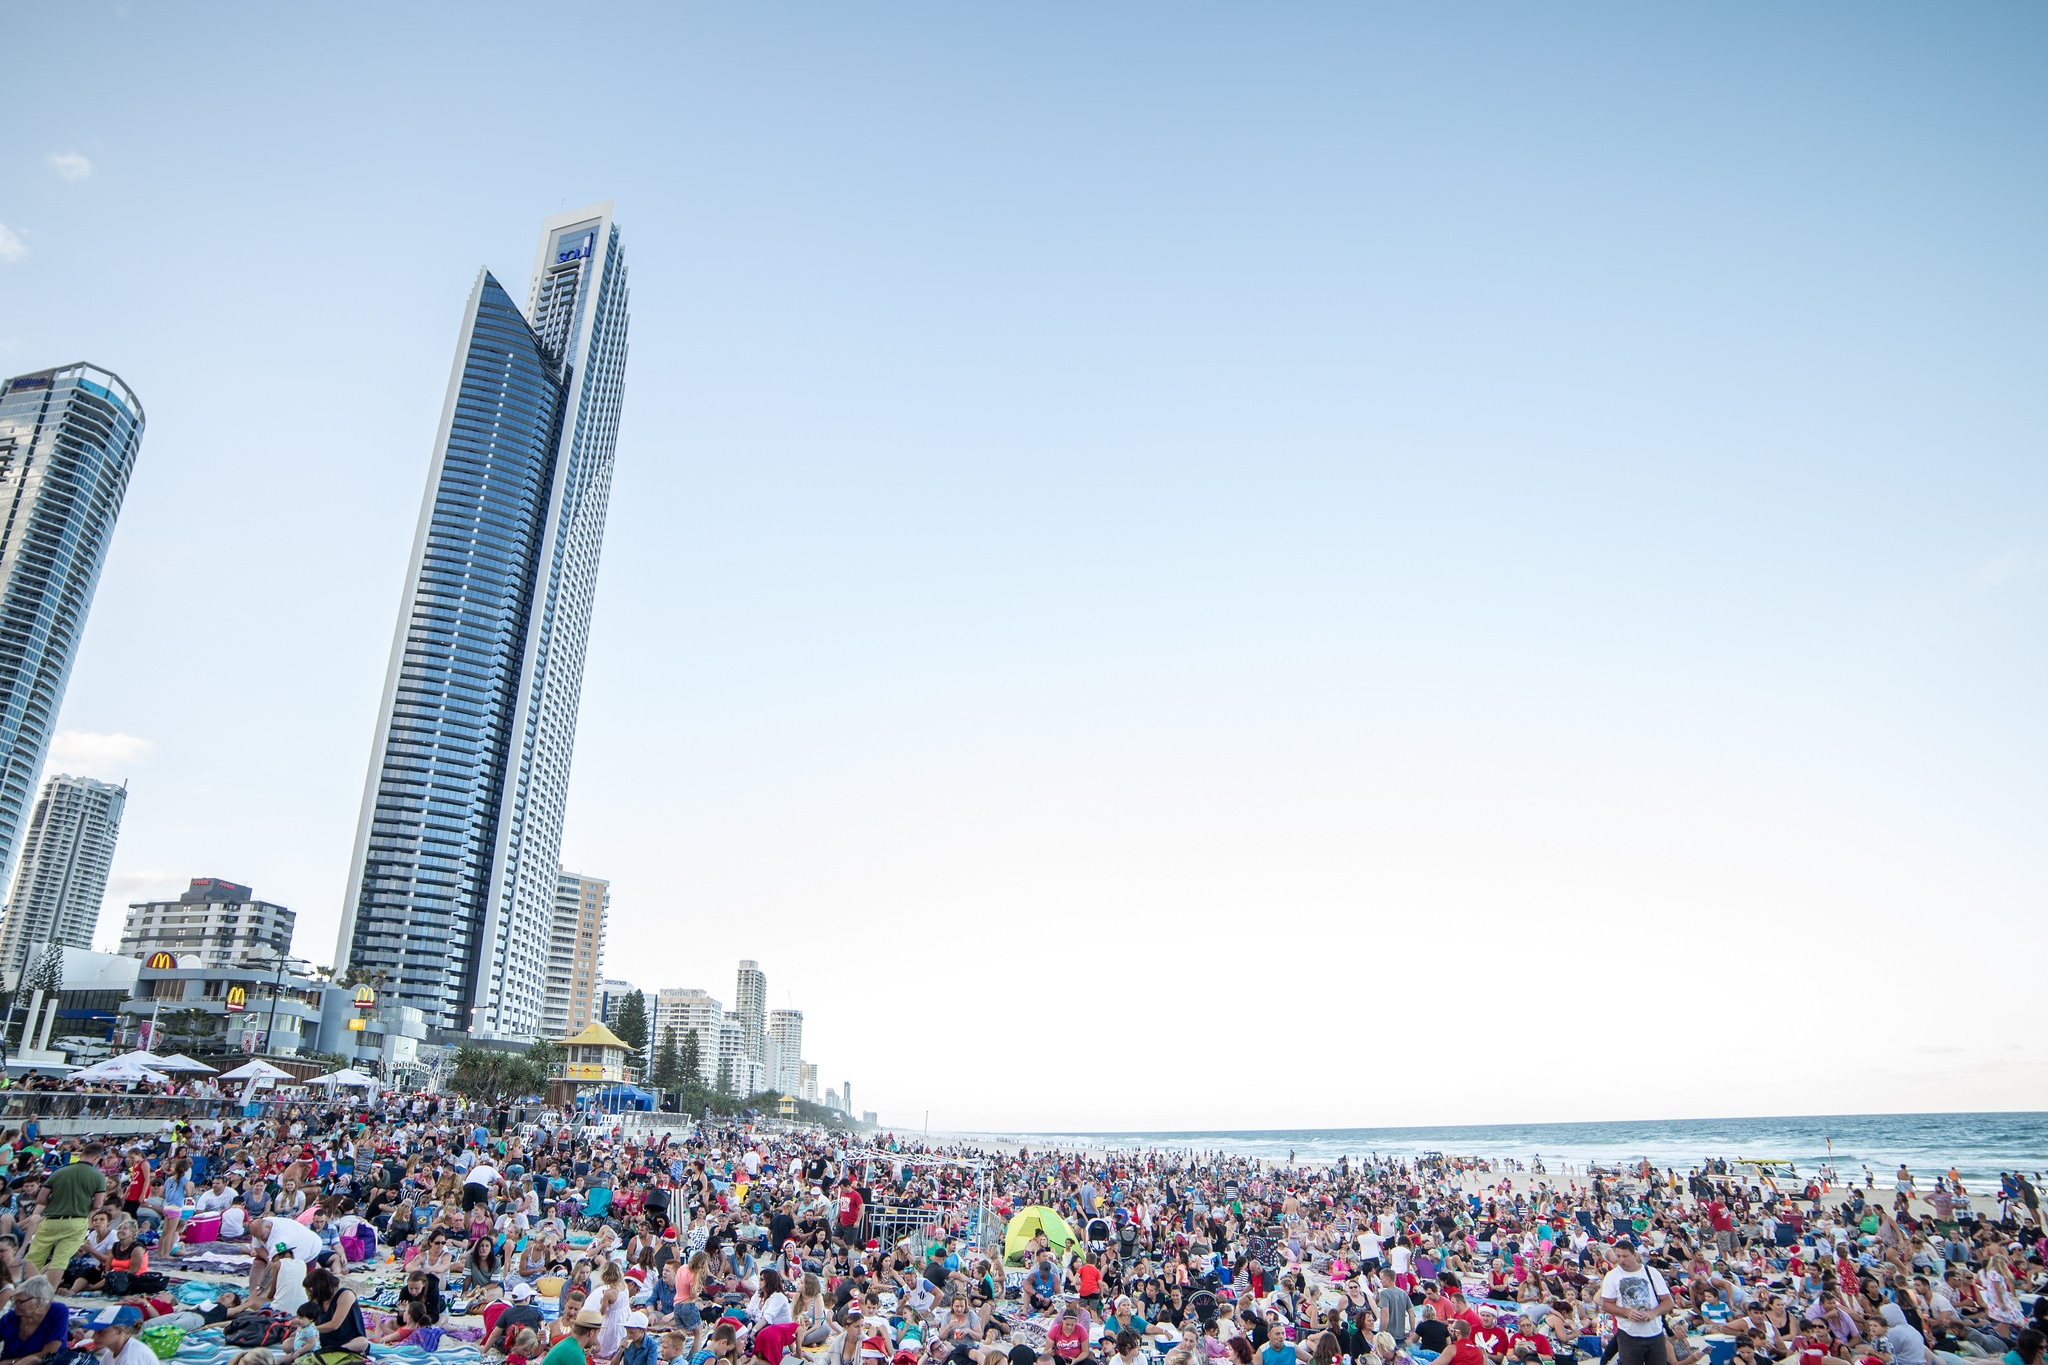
[735,959,766,1063]
[0,773,125,979]
[542,870,608,1039]
[336,206,630,1040]
[0,366,143,902]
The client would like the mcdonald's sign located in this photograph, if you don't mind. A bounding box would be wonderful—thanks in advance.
[146,952,176,970]
[224,985,247,1013]
[352,985,376,1012]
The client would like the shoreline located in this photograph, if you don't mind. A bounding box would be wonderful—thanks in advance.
[910,1113,2046,1194]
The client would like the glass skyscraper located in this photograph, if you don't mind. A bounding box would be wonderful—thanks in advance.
[0,365,144,926]
[337,205,630,1040]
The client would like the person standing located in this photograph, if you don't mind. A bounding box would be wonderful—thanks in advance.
[834,1178,863,1248]
[25,1143,106,1273]
[1597,1245,1674,1365]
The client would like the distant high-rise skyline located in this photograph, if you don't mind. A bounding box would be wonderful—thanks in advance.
[0,365,144,903]
[0,773,126,980]
[335,205,631,1041]
[543,870,608,1039]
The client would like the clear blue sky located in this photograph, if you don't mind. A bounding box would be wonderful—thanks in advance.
[3,5,2043,1130]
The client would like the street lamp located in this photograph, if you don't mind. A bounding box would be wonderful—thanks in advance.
[252,945,306,1058]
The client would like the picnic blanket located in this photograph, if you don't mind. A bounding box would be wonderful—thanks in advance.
[171,1327,489,1365]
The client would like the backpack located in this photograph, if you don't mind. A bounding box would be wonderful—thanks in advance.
[224,1314,293,1348]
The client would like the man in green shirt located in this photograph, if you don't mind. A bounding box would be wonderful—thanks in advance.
[27,1141,107,1271]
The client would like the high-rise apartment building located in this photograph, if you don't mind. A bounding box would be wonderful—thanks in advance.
[717,1012,764,1095]
[0,366,143,896]
[542,871,608,1038]
[0,773,126,980]
[336,206,631,1040]
[768,1007,803,1092]
[799,1061,818,1103]
[653,987,722,1084]
[118,877,294,969]
[734,959,766,1062]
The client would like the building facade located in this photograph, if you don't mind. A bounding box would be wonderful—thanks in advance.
[768,1007,803,1093]
[653,987,721,1084]
[542,870,608,1039]
[117,877,295,969]
[599,979,644,1029]
[0,773,126,981]
[336,206,631,1041]
[799,1061,818,1103]
[0,366,144,905]
[734,959,766,1063]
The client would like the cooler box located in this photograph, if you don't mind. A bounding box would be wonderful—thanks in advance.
[1705,1337,1737,1365]
[184,1213,221,1244]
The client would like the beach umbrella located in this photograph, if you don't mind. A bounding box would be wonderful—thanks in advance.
[109,1049,215,1074]
[311,1068,379,1088]
[72,1057,169,1084]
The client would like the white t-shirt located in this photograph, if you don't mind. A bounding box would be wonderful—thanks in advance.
[265,1216,324,1262]
[220,1207,247,1239]
[1357,1232,1383,1260]
[466,1163,500,1187]
[270,1257,309,1315]
[1598,1265,1668,1338]
[1388,1245,1412,1274]
[100,1338,159,1365]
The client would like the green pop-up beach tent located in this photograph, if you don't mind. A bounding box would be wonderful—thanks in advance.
[1005,1205,1077,1263]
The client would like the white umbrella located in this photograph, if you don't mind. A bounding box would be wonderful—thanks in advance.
[72,1057,169,1084]
[312,1068,379,1088]
[216,1059,294,1081]
[109,1049,214,1074]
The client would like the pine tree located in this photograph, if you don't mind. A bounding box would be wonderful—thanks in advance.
[612,991,648,1076]
[715,1054,733,1096]
[653,1026,682,1090]
[22,944,62,996]
[679,1029,701,1086]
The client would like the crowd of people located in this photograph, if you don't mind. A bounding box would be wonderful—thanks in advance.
[0,1095,2034,1365]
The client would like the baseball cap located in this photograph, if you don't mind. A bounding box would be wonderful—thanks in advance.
[91,1306,143,1328]
[509,1283,537,1301]
[627,1313,649,1329]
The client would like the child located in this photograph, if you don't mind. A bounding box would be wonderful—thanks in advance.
[86,1304,158,1365]
[508,1327,544,1365]
[283,1303,322,1362]
[659,1331,693,1364]
[622,1311,657,1365]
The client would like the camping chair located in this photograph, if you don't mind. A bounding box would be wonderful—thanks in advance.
[587,1186,615,1219]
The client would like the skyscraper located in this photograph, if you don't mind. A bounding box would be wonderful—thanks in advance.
[735,959,766,1062]
[0,366,143,893]
[768,1007,803,1093]
[542,870,608,1039]
[336,206,630,1040]
[0,773,126,980]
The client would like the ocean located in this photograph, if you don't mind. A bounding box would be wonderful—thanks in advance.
[960,1112,2048,1190]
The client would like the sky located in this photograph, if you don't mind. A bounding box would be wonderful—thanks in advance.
[1,4,2043,1133]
